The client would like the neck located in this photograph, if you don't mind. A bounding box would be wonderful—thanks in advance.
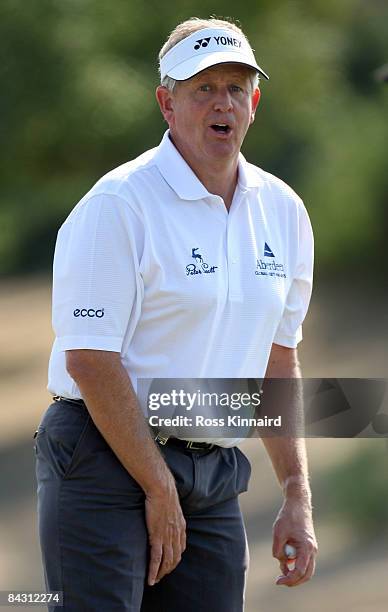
[195,163,238,210]
[169,134,239,210]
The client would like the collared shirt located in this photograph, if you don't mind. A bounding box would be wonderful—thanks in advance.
[48,131,314,447]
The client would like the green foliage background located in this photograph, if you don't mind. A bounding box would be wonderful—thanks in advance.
[1,0,387,278]
[317,441,388,539]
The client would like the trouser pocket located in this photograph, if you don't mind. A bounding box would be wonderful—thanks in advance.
[163,445,252,513]
[35,400,91,480]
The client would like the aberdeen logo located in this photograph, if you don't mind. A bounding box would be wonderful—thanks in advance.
[73,308,105,318]
[186,248,218,276]
[264,242,275,257]
[255,243,286,278]
[193,35,242,51]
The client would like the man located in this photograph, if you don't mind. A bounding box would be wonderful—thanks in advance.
[35,16,317,611]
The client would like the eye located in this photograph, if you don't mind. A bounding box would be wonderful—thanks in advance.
[230,84,243,93]
[199,84,211,92]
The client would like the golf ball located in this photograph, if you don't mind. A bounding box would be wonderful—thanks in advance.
[284,544,296,570]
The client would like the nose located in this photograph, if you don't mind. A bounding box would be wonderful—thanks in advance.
[213,88,233,112]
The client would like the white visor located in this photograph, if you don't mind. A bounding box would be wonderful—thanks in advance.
[160,27,269,82]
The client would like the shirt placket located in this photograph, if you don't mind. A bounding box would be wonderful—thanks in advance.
[226,189,247,302]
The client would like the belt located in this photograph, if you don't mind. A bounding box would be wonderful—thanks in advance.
[54,398,215,452]
[154,432,215,452]
[53,395,85,405]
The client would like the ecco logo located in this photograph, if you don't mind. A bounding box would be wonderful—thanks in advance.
[193,36,242,51]
[73,308,105,318]
[194,37,211,50]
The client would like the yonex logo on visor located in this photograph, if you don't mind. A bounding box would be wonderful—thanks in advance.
[193,36,242,51]
[160,27,269,82]
[194,37,211,50]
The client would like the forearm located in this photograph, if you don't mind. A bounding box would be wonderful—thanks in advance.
[66,349,186,585]
[260,343,311,505]
[259,345,317,586]
[66,349,174,496]
[260,436,311,506]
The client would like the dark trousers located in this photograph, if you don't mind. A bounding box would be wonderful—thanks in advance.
[34,399,251,611]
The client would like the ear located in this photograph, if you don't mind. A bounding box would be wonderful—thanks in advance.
[156,85,175,126]
[250,87,261,124]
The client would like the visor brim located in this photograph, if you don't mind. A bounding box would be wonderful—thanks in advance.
[164,51,269,81]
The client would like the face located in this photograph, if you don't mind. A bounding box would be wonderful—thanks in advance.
[156,64,260,170]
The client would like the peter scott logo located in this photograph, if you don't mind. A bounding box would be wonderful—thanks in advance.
[255,243,286,278]
[194,35,242,51]
[73,308,105,318]
[186,248,218,276]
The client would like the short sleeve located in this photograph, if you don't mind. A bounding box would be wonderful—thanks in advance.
[52,193,144,352]
[273,201,314,348]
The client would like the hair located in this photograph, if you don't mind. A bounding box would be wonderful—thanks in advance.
[159,17,259,92]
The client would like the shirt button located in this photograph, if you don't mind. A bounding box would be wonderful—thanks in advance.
[231,258,237,264]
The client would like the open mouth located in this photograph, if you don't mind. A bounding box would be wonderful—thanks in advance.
[210,123,231,134]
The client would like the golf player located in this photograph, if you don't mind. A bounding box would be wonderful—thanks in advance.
[35,16,317,611]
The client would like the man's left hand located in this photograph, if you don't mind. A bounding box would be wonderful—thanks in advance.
[272,497,318,587]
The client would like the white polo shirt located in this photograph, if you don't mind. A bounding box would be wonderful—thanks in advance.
[48,130,314,446]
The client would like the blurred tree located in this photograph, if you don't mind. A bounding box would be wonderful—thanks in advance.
[317,441,388,539]
[0,0,387,277]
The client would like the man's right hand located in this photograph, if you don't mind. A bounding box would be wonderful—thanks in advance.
[145,477,186,585]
